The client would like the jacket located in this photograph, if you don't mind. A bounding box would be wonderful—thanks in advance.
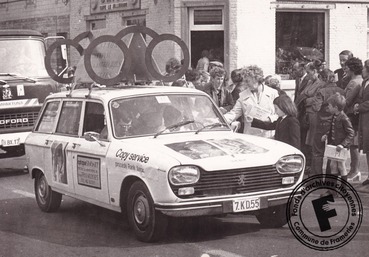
[310,82,345,122]
[224,85,279,137]
[326,111,354,148]
[334,68,351,90]
[358,79,369,152]
[294,74,309,103]
[344,76,362,115]
[205,85,234,112]
[251,116,301,150]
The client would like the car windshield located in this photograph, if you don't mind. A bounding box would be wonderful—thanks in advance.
[110,94,229,137]
[0,39,48,77]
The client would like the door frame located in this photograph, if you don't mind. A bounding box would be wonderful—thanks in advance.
[181,0,229,71]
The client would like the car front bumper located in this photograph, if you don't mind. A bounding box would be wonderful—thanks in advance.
[155,190,298,217]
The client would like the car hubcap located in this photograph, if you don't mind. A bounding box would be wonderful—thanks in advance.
[38,177,48,203]
[134,194,150,228]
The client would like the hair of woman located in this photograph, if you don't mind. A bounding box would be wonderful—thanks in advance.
[345,57,363,75]
[241,65,264,84]
[273,95,298,117]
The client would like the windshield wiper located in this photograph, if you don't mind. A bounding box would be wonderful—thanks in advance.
[154,120,195,138]
[195,122,228,134]
[0,73,36,83]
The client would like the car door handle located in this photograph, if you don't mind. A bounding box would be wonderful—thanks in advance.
[45,139,53,145]
[72,143,81,149]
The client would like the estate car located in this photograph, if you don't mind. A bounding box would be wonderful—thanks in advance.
[25,85,305,242]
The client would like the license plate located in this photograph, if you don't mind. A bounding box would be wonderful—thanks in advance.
[1,138,21,147]
[232,197,260,212]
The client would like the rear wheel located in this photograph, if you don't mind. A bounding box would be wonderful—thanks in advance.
[34,172,62,212]
[127,181,168,242]
[256,204,289,228]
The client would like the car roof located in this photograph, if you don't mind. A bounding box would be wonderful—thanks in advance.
[0,29,44,37]
[47,85,207,102]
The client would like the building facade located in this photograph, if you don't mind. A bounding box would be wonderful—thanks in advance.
[1,0,369,88]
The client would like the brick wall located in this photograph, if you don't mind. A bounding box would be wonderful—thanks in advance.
[68,0,174,73]
[0,0,70,35]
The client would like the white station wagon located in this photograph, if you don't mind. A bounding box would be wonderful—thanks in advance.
[25,85,305,242]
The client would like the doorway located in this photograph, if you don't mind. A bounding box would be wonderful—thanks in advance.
[189,8,225,70]
[190,31,224,69]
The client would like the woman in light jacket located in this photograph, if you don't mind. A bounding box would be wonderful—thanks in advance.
[224,65,279,138]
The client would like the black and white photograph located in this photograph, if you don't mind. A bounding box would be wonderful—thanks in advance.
[1,0,369,256]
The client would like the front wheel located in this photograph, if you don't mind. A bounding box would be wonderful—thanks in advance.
[127,181,168,242]
[256,204,289,228]
[34,172,62,212]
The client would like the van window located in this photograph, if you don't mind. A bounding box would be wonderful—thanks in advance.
[56,101,82,135]
[83,102,107,139]
[36,101,60,133]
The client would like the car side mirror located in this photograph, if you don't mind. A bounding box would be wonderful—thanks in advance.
[230,121,240,132]
[83,131,105,146]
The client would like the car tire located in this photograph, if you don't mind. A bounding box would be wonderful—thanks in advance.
[256,204,289,228]
[127,181,168,242]
[34,172,62,212]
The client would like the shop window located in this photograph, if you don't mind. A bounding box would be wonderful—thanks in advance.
[90,19,106,30]
[276,11,325,79]
[126,17,146,26]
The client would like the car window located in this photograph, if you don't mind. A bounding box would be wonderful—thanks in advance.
[55,101,82,135]
[110,94,226,137]
[83,102,107,139]
[35,101,60,133]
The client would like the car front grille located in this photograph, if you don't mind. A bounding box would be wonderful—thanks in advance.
[0,111,39,129]
[170,165,301,198]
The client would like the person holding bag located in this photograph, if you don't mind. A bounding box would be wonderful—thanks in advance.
[344,57,363,181]
[321,93,354,189]
[354,59,369,186]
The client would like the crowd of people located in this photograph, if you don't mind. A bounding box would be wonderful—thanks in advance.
[163,49,369,189]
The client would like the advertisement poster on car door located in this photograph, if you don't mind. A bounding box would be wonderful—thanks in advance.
[51,141,68,184]
[77,155,101,189]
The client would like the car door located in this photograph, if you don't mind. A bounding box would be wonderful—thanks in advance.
[26,100,61,187]
[46,99,83,194]
[66,101,111,205]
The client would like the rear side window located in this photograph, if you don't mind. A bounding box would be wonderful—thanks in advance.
[36,101,60,133]
[56,101,82,135]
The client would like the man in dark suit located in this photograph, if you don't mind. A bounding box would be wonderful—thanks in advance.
[334,50,353,90]
[292,61,309,103]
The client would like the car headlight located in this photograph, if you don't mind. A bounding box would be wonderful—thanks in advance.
[276,155,304,174]
[168,166,200,185]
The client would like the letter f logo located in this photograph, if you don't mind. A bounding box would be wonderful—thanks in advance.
[312,194,337,232]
